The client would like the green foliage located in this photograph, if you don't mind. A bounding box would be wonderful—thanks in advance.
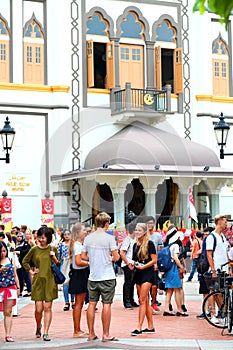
[193,0,233,29]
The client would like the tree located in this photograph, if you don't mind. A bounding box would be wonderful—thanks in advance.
[193,0,233,28]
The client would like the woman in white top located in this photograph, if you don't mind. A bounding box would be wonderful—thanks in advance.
[163,226,188,317]
[69,223,89,338]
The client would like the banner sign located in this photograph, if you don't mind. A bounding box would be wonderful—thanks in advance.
[41,199,54,228]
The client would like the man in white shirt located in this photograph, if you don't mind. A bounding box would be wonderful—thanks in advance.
[206,214,229,324]
[82,212,119,342]
[206,214,229,276]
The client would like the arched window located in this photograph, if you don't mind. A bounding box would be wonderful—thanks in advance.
[23,16,44,84]
[212,34,229,96]
[154,19,183,94]
[86,11,114,90]
[0,17,10,82]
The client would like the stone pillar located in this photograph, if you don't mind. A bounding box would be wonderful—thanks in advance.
[112,189,125,229]
[111,37,120,88]
[144,189,156,217]
[145,41,155,89]
[209,191,220,219]
[180,192,189,228]
[12,0,23,83]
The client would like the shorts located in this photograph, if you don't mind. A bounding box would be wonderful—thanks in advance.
[199,275,209,295]
[0,288,17,302]
[152,270,160,286]
[88,279,116,304]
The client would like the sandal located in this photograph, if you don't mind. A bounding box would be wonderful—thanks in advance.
[36,326,42,338]
[63,302,70,311]
[43,334,51,341]
[5,336,14,342]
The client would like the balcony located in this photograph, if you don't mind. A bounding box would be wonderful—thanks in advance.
[110,82,174,123]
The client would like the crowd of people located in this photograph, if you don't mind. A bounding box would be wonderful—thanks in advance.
[0,213,233,342]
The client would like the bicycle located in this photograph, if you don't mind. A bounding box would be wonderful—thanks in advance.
[202,262,233,334]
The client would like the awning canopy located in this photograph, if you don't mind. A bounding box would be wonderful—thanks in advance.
[51,122,233,182]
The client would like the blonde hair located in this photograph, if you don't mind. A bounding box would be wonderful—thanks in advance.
[69,222,84,258]
[136,223,150,260]
[95,212,111,228]
[214,214,227,225]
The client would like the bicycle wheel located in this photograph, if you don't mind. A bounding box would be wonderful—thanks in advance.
[202,291,227,329]
[227,289,233,333]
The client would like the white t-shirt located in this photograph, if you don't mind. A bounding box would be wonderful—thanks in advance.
[120,235,136,267]
[170,243,180,260]
[206,231,229,271]
[150,232,163,253]
[72,241,87,270]
[82,231,117,281]
[228,247,233,261]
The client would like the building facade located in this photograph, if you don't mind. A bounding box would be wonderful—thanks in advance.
[0,0,233,229]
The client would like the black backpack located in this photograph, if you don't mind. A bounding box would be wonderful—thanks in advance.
[197,233,217,274]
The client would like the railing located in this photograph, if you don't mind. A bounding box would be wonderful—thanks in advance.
[110,82,171,115]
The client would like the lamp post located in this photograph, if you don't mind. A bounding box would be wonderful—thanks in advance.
[214,112,233,159]
[0,117,16,163]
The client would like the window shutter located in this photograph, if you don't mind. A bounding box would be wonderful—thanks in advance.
[86,40,94,88]
[106,41,114,89]
[155,46,161,90]
[0,40,9,82]
[174,48,183,94]
[34,44,44,84]
[24,43,33,84]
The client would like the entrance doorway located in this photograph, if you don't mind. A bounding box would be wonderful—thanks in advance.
[92,183,114,224]
[156,179,180,228]
[125,179,145,222]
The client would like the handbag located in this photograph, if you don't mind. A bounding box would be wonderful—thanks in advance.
[50,247,66,284]
[61,258,72,284]
[51,262,66,284]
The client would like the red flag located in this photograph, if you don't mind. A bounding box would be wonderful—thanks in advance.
[188,188,198,223]
[1,198,12,214]
[41,199,54,214]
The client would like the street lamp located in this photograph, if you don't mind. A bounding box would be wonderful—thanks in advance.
[214,112,233,159]
[0,117,16,163]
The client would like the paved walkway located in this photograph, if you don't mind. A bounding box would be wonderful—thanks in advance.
[0,274,233,349]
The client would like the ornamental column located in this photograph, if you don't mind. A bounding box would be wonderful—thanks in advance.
[209,191,220,218]
[144,189,156,217]
[112,188,125,228]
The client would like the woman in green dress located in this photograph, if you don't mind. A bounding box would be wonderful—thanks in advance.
[22,226,59,341]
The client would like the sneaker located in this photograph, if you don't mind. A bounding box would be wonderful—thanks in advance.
[131,301,140,307]
[196,313,205,319]
[151,303,160,313]
[211,316,220,324]
[142,328,155,333]
[131,329,142,336]
[155,300,162,307]
[125,303,134,309]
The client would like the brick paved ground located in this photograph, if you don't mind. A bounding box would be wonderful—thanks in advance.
[0,274,233,349]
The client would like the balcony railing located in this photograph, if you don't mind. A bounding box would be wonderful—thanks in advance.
[110,82,172,115]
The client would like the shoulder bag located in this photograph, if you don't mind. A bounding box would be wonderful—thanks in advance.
[50,247,66,284]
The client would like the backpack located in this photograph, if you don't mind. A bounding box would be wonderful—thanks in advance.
[157,243,175,273]
[197,232,217,274]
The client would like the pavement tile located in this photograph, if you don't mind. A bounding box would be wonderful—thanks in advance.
[0,275,233,349]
